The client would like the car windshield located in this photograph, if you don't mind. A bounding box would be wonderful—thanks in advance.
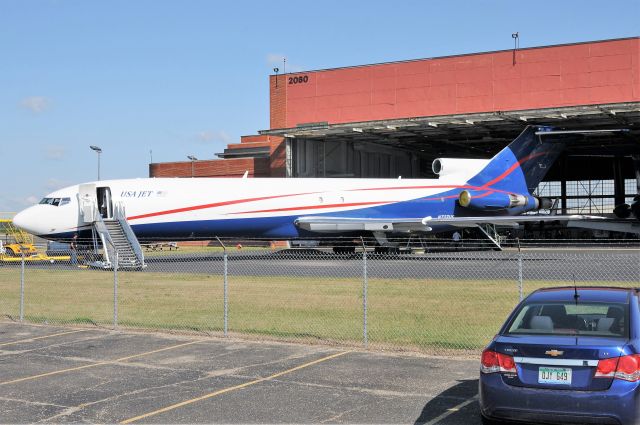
[506,301,628,338]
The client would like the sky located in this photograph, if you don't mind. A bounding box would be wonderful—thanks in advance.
[1,0,638,214]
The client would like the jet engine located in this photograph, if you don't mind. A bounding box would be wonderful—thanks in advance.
[432,158,490,179]
[458,190,552,211]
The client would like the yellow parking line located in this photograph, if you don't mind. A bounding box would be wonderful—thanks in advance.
[0,340,203,386]
[0,329,88,347]
[121,350,352,424]
[423,395,478,425]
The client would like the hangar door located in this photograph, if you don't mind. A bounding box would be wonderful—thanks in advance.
[292,139,421,178]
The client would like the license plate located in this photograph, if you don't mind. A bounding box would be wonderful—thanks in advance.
[538,367,572,385]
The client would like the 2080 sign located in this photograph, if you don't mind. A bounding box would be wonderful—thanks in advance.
[288,75,309,84]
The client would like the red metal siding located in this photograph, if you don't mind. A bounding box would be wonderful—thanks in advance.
[270,74,287,129]
[150,158,271,178]
[271,38,640,129]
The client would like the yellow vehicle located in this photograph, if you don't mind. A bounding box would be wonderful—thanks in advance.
[0,219,38,257]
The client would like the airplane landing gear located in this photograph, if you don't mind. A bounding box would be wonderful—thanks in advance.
[332,246,356,254]
[374,246,400,254]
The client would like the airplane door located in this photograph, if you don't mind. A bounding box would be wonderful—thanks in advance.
[97,187,113,219]
[79,183,97,223]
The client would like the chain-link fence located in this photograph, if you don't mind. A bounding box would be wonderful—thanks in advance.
[1,238,639,356]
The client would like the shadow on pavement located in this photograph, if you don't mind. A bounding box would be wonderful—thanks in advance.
[414,379,479,425]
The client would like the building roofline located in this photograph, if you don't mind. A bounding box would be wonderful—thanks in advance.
[259,101,640,138]
[271,36,640,76]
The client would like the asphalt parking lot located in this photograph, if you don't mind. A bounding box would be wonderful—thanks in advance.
[0,322,481,424]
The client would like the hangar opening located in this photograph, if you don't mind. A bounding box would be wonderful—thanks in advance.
[151,37,640,239]
[263,104,640,218]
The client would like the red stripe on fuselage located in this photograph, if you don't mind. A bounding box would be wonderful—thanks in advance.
[127,192,316,221]
[349,184,514,194]
[127,185,482,221]
[480,152,546,189]
[228,201,390,215]
[127,152,545,221]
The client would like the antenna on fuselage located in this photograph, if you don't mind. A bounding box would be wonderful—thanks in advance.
[242,170,249,179]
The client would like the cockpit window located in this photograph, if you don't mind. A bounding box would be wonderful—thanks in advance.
[39,197,70,206]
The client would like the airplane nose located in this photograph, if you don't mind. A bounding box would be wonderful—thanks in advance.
[12,209,27,230]
[13,207,42,235]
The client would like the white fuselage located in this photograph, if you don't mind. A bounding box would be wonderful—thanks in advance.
[13,172,484,240]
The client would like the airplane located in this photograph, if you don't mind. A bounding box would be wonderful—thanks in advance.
[13,125,616,252]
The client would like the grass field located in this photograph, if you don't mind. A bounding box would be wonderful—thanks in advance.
[0,267,635,353]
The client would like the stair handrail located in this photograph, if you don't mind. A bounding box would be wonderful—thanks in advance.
[113,202,145,267]
[93,212,115,266]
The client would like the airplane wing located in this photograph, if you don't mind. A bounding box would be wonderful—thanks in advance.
[421,214,605,228]
[295,215,605,233]
[294,216,430,233]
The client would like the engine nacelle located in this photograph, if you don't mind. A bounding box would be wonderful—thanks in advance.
[613,203,632,219]
[537,197,554,210]
[458,190,529,211]
[614,195,640,220]
[632,198,640,219]
[432,158,490,179]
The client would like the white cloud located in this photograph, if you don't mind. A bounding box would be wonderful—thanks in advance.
[44,178,71,191]
[266,53,285,67]
[25,195,39,205]
[196,130,233,145]
[20,96,51,113]
[266,53,304,73]
[287,64,305,73]
[44,145,67,160]
[0,194,41,214]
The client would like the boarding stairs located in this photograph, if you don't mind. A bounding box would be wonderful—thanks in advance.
[477,223,504,251]
[85,202,145,270]
[101,219,144,269]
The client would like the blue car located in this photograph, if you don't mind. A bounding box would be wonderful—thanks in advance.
[479,287,640,425]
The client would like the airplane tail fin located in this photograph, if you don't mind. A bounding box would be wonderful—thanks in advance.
[466,126,565,195]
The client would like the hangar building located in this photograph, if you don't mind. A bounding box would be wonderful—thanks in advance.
[150,37,640,229]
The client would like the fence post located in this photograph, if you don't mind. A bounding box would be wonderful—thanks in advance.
[216,237,228,337]
[113,250,118,329]
[20,248,25,322]
[517,238,523,301]
[223,252,228,337]
[361,238,368,349]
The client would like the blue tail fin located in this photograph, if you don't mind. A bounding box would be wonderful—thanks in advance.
[466,126,565,194]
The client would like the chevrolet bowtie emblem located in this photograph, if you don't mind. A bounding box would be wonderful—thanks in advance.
[545,350,564,357]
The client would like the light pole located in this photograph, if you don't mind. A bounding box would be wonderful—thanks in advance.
[90,145,102,180]
[512,32,519,66]
[187,155,197,177]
